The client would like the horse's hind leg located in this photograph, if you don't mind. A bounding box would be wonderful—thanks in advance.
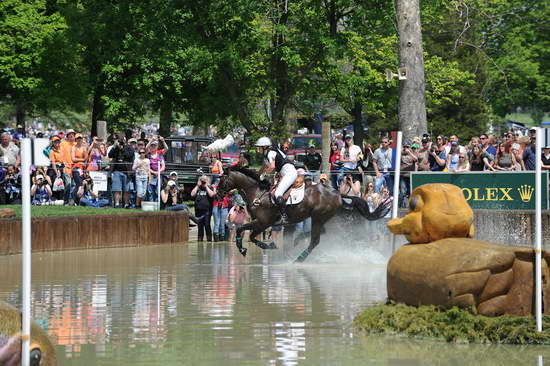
[235,222,255,256]
[295,219,323,263]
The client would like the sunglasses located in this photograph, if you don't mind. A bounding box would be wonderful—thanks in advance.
[139,151,146,154]
[480,137,487,140]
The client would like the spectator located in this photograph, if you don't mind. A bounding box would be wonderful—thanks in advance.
[160,180,201,227]
[446,135,467,155]
[86,137,107,171]
[128,138,138,159]
[429,141,447,172]
[359,143,375,188]
[147,140,165,201]
[304,144,322,173]
[59,129,76,203]
[340,135,362,179]
[363,181,379,213]
[339,171,361,197]
[210,153,223,184]
[319,173,329,186]
[329,142,342,189]
[233,152,249,167]
[400,141,417,205]
[480,134,496,159]
[1,165,21,204]
[212,187,230,242]
[520,136,536,171]
[71,134,88,200]
[77,171,109,208]
[133,148,150,208]
[542,146,550,171]
[191,175,215,242]
[227,197,249,242]
[373,136,392,193]
[108,134,135,208]
[455,154,470,172]
[31,174,52,205]
[33,167,52,187]
[445,142,461,172]
[469,145,494,171]
[494,142,517,171]
[0,132,20,167]
[416,136,431,171]
[376,185,393,218]
[334,133,345,149]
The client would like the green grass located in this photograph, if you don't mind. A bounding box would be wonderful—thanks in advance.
[0,205,142,217]
[355,302,550,344]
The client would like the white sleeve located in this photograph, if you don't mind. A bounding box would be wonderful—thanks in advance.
[267,151,277,163]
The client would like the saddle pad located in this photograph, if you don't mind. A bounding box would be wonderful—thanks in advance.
[287,184,305,205]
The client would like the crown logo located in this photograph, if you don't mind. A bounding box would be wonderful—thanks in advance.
[517,184,534,202]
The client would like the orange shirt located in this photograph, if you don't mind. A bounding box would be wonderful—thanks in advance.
[49,148,63,167]
[59,140,75,174]
[72,145,87,170]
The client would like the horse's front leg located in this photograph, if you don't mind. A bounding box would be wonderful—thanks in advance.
[235,221,277,257]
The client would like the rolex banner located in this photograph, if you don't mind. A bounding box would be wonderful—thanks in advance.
[410,172,549,210]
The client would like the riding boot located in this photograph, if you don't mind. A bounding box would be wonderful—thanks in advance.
[275,196,289,225]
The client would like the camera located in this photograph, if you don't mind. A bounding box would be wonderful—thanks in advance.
[430,146,437,153]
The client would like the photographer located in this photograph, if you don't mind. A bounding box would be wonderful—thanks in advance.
[0,165,21,204]
[160,180,202,226]
[428,142,447,172]
[191,175,216,242]
[77,171,109,208]
[108,134,135,208]
[227,198,249,242]
[31,174,52,205]
[339,172,361,197]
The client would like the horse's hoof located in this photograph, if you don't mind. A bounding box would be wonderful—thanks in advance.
[239,247,247,257]
[266,242,277,250]
[294,255,305,263]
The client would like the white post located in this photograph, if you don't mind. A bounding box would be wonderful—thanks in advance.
[157,171,161,211]
[391,131,403,254]
[535,127,543,332]
[21,138,32,366]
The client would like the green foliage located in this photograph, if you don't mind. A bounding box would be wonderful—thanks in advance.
[0,0,85,118]
[355,303,550,345]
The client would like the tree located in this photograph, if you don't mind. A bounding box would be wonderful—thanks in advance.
[0,0,84,128]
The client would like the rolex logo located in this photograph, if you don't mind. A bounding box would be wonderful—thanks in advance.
[517,184,534,202]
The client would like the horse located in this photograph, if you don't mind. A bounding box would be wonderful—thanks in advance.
[216,166,391,262]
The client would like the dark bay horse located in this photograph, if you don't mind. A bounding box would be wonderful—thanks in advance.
[217,167,391,262]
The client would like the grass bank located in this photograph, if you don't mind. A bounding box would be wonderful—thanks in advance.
[0,205,142,217]
[355,303,550,345]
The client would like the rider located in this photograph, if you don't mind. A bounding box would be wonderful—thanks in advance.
[256,136,297,224]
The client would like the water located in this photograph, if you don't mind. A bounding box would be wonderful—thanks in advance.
[0,241,548,365]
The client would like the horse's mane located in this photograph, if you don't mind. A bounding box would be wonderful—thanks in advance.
[229,166,262,183]
[228,166,270,190]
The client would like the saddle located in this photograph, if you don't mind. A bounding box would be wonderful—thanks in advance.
[270,176,306,205]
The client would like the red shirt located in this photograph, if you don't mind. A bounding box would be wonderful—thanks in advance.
[330,151,341,170]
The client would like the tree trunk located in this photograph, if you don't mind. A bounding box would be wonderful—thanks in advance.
[15,104,25,135]
[91,83,105,137]
[159,99,172,137]
[351,100,364,147]
[396,0,427,142]
[322,119,331,174]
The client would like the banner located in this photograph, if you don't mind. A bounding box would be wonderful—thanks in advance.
[88,171,108,192]
[410,171,548,210]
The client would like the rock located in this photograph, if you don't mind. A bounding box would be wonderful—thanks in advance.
[386,183,549,317]
[0,208,16,219]
[387,183,474,244]
[387,238,550,316]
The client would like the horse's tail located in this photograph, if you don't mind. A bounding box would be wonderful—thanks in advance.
[341,195,392,220]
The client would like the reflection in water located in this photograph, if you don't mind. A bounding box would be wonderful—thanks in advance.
[0,243,547,365]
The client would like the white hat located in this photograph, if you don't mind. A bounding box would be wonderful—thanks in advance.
[255,136,272,147]
[167,180,176,187]
[36,175,44,180]
[169,171,178,176]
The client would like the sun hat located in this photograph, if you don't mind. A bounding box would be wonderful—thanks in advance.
[167,180,176,187]
[169,171,178,176]
[65,129,76,135]
[75,133,83,139]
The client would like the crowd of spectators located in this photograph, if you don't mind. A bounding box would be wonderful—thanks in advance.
[0,125,547,243]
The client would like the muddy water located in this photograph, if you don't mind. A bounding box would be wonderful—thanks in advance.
[0,241,547,365]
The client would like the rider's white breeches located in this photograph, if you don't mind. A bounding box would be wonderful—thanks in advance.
[275,164,298,198]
